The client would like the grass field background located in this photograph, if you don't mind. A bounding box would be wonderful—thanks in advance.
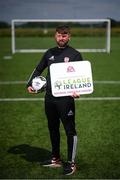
[0,36,120,179]
[15,36,106,49]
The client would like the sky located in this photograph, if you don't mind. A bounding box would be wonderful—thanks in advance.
[0,0,120,23]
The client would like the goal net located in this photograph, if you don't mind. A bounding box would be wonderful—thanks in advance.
[11,19,111,54]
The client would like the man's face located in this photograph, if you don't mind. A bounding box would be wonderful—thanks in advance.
[55,32,70,48]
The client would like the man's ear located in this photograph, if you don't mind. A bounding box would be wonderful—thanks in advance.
[68,34,71,40]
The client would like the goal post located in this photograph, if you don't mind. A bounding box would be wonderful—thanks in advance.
[11,19,111,54]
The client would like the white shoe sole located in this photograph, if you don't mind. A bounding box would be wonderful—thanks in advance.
[43,163,62,168]
[65,166,76,175]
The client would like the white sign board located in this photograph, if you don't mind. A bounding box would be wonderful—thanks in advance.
[50,61,94,97]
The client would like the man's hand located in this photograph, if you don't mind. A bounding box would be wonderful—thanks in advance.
[71,91,80,98]
[27,86,36,94]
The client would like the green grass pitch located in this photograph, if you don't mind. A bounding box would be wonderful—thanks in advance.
[0,36,120,179]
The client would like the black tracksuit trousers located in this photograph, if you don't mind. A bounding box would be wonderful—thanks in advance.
[45,94,77,162]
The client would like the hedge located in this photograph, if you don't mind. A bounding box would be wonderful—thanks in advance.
[0,27,120,37]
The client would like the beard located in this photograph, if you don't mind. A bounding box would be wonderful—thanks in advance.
[57,40,69,48]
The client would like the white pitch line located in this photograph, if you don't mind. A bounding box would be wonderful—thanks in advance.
[3,55,12,60]
[94,81,120,84]
[0,97,120,102]
[0,81,120,85]
[0,98,44,102]
[75,97,120,101]
[0,81,26,84]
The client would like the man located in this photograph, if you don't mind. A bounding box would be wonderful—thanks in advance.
[27,25,83,175]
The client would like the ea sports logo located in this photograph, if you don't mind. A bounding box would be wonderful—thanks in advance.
[67,66,75,73]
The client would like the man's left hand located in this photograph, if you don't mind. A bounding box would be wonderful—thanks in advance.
[71,92,80,98]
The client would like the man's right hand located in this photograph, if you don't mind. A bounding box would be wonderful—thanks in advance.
[27,86,36,94]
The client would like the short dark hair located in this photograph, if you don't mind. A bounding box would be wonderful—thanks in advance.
[56,25,70,34]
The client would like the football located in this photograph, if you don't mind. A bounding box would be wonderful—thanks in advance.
[32,76,46,93]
